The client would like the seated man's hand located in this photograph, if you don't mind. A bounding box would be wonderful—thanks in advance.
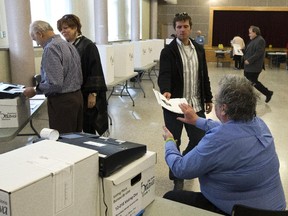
[162,126,174,141]
[177,103,199,125]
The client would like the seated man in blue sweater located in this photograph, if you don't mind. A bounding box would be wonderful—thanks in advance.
[162,74,286,215]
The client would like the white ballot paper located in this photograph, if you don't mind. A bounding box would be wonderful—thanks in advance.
[232,44,243,56]
[153,89,188,114]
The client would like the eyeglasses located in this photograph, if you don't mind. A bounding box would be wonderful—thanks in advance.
[175,12,189,17]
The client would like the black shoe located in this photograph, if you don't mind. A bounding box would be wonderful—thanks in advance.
[265,91,273,103]
[173,180,184,190]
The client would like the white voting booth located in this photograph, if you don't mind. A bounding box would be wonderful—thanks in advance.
[146,39,164,61]
[97,44,115,85]
[131,40,152,68]
[113,43,135,77]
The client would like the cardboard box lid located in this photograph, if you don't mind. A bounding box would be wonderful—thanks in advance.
[0,95,27,106]
[0,160,54,192]
[0,140,98,192]
[105,151,156,185]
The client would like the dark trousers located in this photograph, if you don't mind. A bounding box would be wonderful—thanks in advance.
[163,108,206,180]
[244,71,270,96]
[233,55,243,69]
[163,190,229,215]
[47,90,83,134]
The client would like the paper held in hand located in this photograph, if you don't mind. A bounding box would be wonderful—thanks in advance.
[232,44,243,56]
[153,89,188,114]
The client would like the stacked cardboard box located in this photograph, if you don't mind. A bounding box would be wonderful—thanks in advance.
[0,140,99,216]
[0,95,30,128]
[100,151,156,216]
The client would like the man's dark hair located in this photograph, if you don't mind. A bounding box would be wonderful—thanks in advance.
[173,12,192,29]
[250,25,261,36]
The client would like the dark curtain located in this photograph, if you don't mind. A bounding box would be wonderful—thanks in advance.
[212,11,288,48]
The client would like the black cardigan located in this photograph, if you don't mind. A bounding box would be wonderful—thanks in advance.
[73,36,108,135]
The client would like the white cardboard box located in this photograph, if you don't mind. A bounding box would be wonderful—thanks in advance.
[0,140,99,216]
[100,151,156,216]
[97,44,115,85]
[0,95,30,128]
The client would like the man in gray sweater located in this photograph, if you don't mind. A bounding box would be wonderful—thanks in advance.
[243,25,273,103]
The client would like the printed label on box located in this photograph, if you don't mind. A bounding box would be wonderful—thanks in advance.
[0,96,30,128]
[113,186,141,216]
[0,111,17,121]
[0,191,10,216]
[141,175,155,199]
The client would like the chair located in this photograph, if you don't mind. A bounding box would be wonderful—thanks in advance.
[232,204,288,216]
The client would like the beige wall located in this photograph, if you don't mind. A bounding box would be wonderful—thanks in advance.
[0,49,10,82]
[0,48,42,83]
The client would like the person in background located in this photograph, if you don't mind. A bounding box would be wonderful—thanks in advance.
[244,25,273,103]
[162,74,286,215]
[158,12,213,190]
[24,20,83,134]
[231,35,245,70]
[57,14,108,135]
[195,30,205,47]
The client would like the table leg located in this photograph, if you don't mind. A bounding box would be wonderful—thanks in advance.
[18,120,41,138]
[124,80,135,106]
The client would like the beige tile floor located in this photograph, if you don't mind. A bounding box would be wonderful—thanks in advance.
[1,62,287,208]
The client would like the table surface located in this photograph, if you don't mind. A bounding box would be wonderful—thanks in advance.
[267,52,287,55]
[107,62,158,88]
[134,62,157,71]
[0,95,46,142]
[107,73,136,88]
[144,197,224,216]
[215,50,231,54]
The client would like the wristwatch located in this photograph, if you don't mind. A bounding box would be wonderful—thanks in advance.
[91,93,97,97]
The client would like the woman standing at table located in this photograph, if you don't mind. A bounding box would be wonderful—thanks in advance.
[57,14,108,135]
[231,35,245,70]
